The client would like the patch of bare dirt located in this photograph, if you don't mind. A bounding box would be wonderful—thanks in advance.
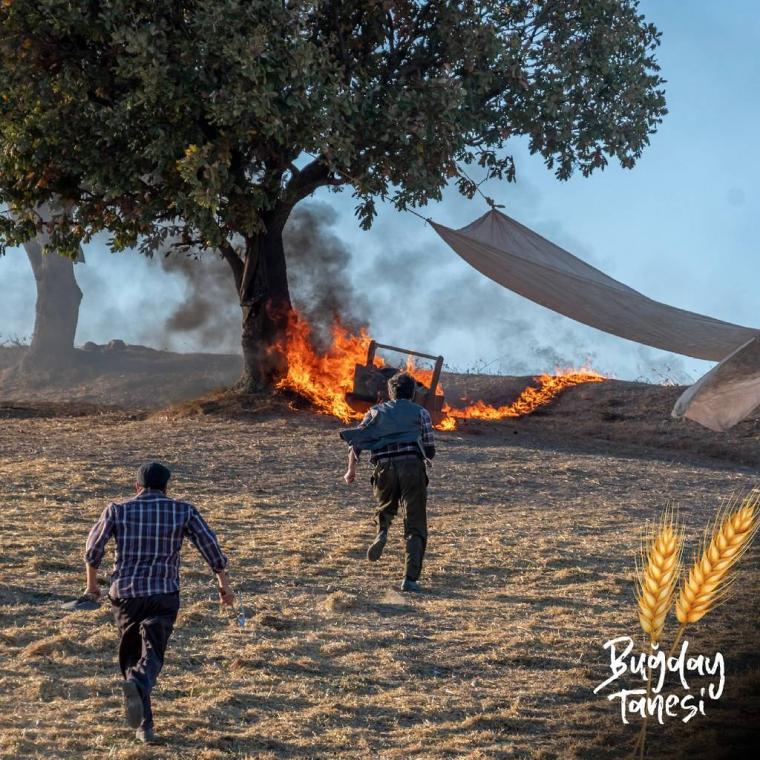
[0,344,241,409]
[0,401,129,419]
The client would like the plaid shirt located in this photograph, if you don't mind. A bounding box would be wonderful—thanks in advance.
[354,405,436,463]
[85,490,228,598]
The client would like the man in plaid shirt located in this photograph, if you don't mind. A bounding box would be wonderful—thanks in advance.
[84,461,233,744]
[341,372,436,592]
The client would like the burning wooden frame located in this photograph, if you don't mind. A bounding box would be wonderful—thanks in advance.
[344,340,446,424]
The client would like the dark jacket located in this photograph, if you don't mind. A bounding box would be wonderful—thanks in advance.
[339,399,425,453]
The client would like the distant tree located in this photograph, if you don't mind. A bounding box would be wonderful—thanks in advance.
[9,203,84,371]
[22,238,83,370]
[0,0,666,390]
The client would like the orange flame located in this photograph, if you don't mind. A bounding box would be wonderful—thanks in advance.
[438,369,605,429]
[437,416,458,432]
[274,312,376,421]
[276,312,605,427]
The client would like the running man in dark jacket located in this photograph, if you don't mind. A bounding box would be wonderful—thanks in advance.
[341,372,436,592]
[83,462,234,744]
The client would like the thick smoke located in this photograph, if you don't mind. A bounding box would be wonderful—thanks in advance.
[0,198,708,382]
[154,202,369,354]
[284,202,370,349]
[157,250,240,354]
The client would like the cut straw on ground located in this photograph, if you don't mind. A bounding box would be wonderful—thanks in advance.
[0,410,758,759]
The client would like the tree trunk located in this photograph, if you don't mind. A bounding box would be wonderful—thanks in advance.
[22,237,82,370]
[237,223,293,391]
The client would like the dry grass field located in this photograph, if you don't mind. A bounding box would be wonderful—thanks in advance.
[0,384,758,759]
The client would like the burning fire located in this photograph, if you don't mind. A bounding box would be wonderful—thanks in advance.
[438,369,605,430]
[274,312,377,421]
[276,312,605,428]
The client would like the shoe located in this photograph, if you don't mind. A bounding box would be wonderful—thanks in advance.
[400,578,422,593]
[61,593,100,611]
[122,680,144,729]
[136,725,160,744]
[366,530,388,561]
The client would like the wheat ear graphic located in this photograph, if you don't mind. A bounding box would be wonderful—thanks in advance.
[633,511,683,759]
[668,491,759,658]
[630,492,759,758]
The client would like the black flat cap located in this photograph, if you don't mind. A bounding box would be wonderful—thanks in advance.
[137,461,171,490]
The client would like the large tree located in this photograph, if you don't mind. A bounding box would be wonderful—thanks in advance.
[0,0,666,389]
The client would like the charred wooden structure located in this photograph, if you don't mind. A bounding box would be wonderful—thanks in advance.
[345,341,445,424]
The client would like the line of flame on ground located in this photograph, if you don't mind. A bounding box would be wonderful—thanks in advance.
[276,313,605,429]
[436,369,605,430]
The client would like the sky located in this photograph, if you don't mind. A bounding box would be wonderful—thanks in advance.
[1,1,758,383]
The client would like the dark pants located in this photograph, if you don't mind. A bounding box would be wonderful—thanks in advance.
[372,457,428,581]
[110,592,180,729]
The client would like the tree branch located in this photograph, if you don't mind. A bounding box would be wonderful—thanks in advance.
[283,156,345,206]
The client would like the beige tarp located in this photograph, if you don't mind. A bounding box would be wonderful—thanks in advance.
[432,209,759,428]
[431,210,757,362]
[672,337,760,432]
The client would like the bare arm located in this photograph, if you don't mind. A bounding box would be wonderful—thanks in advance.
[215,569,234,607]
[85,563,100,599]
[185,507,235,607]
[344,447,358,484]
[83,505,115,600]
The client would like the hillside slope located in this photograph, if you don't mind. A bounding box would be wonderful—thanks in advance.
[2,345,758,468]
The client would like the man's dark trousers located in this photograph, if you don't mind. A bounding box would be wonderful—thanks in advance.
[372,457,428,581]
[110,592,180,728]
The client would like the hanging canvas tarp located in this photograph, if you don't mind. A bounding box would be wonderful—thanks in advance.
[431,210,758,362]
[431,208,759,430]
[672,337,760,432]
